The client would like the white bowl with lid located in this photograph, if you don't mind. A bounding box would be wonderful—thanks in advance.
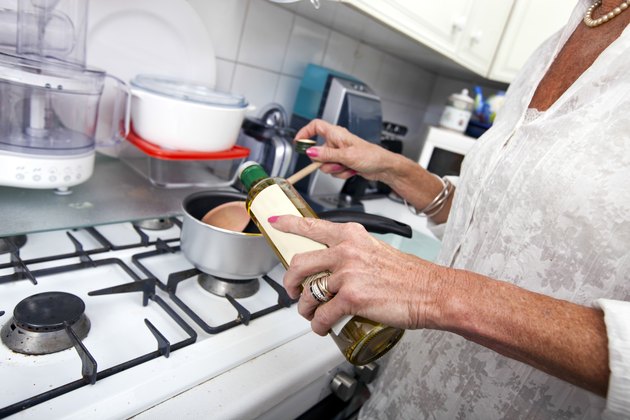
[129,74,252,152]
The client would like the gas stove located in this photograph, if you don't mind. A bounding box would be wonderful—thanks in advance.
[0,218,311,418]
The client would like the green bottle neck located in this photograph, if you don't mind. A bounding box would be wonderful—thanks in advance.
[240,162,270,190]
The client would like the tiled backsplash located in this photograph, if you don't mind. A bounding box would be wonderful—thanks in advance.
[187,0,506,161]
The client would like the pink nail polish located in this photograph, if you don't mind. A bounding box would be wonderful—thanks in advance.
[306,147,319,158]
[267,216,279,223]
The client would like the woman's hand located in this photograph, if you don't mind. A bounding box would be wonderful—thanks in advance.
[295,119,401,183]
[269,214,449,335]
[296,119,453,223]
[269,215,611,396]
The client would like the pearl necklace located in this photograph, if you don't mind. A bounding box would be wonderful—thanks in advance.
[584,0,630,27]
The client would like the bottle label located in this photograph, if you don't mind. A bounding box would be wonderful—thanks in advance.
[250,184,327,264]
[251,184,352,336]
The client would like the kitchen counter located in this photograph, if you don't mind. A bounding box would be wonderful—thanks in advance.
[0,154,208,236]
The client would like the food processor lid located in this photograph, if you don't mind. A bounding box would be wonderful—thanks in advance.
[0,52,105,94]
[130,74,248,108]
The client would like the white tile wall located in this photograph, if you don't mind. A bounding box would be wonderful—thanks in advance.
[186,0,506,161]
[281,16,329,77]
[231,64,280,113]
[350,43,383,90]
[238,1,294,72]
[275,75,302,115]
[321,30,360,75]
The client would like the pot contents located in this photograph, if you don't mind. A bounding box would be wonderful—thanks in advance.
[201,200,250,232]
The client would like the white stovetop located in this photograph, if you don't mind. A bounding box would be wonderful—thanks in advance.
[0,223,312,419]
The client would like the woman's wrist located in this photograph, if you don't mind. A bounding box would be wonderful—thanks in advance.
[420,265,465,331]
[377,153,417,186]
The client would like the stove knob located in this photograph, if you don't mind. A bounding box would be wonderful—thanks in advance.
[330,371,358,402]
[354,362,379,384]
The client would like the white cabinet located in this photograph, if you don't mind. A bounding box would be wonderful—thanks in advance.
[346,0,513,77]
[347,0,474,56]
[456,0,514,75]
[345,0,576,83]
[489,0,577,83]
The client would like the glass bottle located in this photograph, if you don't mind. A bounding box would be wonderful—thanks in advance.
[239,161,404,365]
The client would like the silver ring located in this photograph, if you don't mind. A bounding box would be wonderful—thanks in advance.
[303,271,333,303]
[310,281,329,303]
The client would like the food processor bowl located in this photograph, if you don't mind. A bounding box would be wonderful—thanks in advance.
[0,52,106,189]
[0,51,105,156]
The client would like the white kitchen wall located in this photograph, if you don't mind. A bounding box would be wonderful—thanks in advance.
[186,0,506,161]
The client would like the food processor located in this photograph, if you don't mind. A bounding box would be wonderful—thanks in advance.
[0,0,107,191]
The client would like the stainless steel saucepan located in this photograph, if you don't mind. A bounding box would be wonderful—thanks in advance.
[181,190,412,280]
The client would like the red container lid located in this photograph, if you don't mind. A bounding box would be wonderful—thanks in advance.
[126,130,250,161]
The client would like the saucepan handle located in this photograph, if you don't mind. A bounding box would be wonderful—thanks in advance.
[318,210,412,238]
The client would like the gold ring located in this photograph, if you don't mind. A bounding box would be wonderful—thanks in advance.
[303,271,334,303]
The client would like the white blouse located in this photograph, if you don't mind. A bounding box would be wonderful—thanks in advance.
[360,1,630,418]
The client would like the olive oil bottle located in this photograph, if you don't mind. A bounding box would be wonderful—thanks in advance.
[239,161,404,365]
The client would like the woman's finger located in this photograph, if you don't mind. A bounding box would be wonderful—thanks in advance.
[268,215,349,247]
[310,296,349,336]
[282,247,343,299]
[295,119,340,144]
[297,285,320,321]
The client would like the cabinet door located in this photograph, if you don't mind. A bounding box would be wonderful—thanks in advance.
[489,0,577,83]
[348,0,473,55]
[456,0,514,75]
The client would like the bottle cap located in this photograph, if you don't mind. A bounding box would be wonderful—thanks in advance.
[239,161,269,190]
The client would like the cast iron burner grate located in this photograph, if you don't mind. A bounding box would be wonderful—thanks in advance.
[131,243,295,334]
[0,218,181,278]
[0,224,196,418]
[0,235,27,255]
[85,217,181,250]
[1,292,90,355]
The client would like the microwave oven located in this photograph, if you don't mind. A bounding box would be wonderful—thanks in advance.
[418,126,477,177]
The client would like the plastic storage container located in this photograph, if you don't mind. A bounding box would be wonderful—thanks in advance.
[119,131,249,188]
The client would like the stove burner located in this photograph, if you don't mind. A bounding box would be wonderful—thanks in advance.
[0,235,27,254]
[1,292,90,355]
[198,273,259,298]
[133,218,174,231]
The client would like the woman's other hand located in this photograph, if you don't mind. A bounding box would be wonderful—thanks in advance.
[269,214,449,335]
[295,119,401,183]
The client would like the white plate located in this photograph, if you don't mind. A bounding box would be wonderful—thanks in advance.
[86,0,216,86]
[87,0,216,155]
